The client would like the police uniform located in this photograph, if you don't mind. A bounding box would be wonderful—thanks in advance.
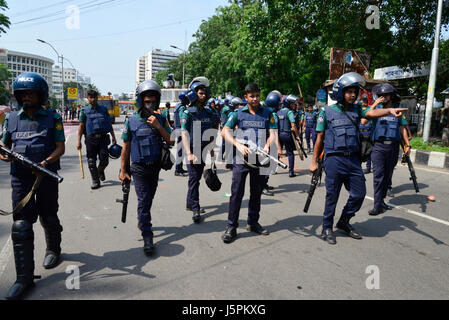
[359,118,373,172]
[173,102,187,174]
[316,103,369,233]
[220,104,234,163]
[180,105,219,218]
[121,113,171,238]
[305,110,317,152]
[224,105,278,232]
[2,106,65,299]
[370,104,407,213]
[79,104,113,186]
[277,107,297,175]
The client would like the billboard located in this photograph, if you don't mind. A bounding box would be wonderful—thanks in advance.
[329,48,371,80]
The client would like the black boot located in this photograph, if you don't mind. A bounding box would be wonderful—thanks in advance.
[192,210,201,224]
[336,215,362,239]
[40,216,63,269]
[97,163,107,182]
[6,221,37,300]
[87,158,100,189]
[143,235,154,256]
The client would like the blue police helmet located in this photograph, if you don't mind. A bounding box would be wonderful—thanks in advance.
[136,80,161,110]
[178,90,190,105]
[207,98,215,107]
[108,143,122,159]
[187,76,210,104]
[230,97,243,108]
[282,94,298,108]
[13,72,49,106]
[372,83,400,103]
[265,91,282,110]
[331,72,366,102]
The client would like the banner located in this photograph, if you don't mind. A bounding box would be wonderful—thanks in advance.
[67,87,78,100]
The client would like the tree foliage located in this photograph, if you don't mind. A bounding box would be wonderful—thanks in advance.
[161,0,449,100]
[0,0,10,36]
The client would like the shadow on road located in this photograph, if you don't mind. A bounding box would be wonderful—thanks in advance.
[389,194,431,213]
[353,215,447,245]
[267,214,323,240]
[273,182,314,195]
[391,182,429,195]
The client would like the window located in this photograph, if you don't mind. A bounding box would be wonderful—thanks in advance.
[7,56,11,61]
[22,57,25,63]
[12,56,16,62]
[27,66,30,71]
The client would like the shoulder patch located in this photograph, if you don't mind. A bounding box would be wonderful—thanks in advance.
[55,123,63,131]
[318,116,324,123]
[181,118,187,124]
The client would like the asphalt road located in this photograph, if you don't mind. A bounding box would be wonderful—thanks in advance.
[0,115,448,300]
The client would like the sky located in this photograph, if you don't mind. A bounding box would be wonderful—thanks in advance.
[1,0,229,95]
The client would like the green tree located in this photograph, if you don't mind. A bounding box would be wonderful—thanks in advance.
[0,63,11,104]
[0,0,10,36]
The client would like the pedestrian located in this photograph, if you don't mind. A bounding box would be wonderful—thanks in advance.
[0,72,65,300]
[277,94,301,177]
[304,104,318,153]
[76,90,117,189]
[173,90,189,177]
[368,83,411,216]
[180,77,220,223]
[119,80,173,255]
[309,72,407,245]
[221,83,279,243]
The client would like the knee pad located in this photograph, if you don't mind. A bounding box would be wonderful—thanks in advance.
[11,220,34,242]
[87,158,97,168]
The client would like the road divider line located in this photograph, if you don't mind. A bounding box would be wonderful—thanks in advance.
[365,196,449,227]
[0,237,12,281]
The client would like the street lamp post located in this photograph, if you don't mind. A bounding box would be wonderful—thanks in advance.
[170,45,185,88]
[37,39,64,110]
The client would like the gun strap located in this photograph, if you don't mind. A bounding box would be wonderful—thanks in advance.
[0,172,44,216]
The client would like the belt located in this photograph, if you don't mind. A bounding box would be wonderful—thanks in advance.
[376,140,397,145]
[327,152,358,157]
[133,161,159,166]
[88,133,107,139]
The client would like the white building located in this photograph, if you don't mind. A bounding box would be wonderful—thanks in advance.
[135,49,179,86]
[52,66,91,99]
[0,47,54,95]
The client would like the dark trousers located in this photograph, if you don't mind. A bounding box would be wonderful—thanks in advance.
[131,163,161,237]
[279,131,295,174]
[323,155,366,229]
[305,127,317,150]
[175,136,184,173]
[85,134,110,167]
[227,162,267,228]
[371,142,399,209]
[365,154,372,170]
[11,174,60,224]
[186,163,205,211]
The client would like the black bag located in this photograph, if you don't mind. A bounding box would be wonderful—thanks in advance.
[203,162,222,192]
[340,109,373,163]
[160,142,174,171]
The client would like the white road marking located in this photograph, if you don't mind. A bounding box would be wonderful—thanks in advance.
[0,237,12,281]
[365,196,449,227]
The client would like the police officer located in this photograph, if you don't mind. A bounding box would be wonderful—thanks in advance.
[221,83,278,243]
[368,83,411,216]
[310,72,407,245]
[161,101,173,127]
[0,72,65,300]
[119,80,173,255]
[304,104,318,153]
[360,95,373,174]
[207,97,221,120]
[173,90,189,177]
[76,90,117,189]
[220,95,235,169]
[277,94,300,177]
[180,77,219,223]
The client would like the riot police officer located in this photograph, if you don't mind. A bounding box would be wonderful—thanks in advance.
[221,83,279,243]
[173,90,189,176]
[76,90,117,189]
[360,95,373,174]
[220,95,235,169]
[277,94,300,177]
[119,80,173,255]
[304,104,318,153]
[180,77,220,223]
[368,83,411,216]
[0,72,65,300]
[310,72,407,245]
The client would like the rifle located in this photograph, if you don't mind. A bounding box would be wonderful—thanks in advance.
[0,145,63,183]
[401,144,419,193]
[303,151,324,213]
[116,168,131,223]
[236,139,288,169]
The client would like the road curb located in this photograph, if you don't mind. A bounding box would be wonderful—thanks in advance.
[410,149,449,169]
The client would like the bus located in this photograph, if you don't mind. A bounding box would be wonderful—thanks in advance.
[97,96,120,124]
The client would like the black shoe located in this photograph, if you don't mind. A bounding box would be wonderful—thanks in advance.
[262,188,274,196]
[369,207,385,216]
[174,171,188,177]
[43,252,60,269]
[98,170,106,182]
[246,223,269,235]
[222,227,237,243]
[186,206,205,213]
[40,217,62,270]
[321,228,336,245]
[143,236,154,256]
[363,168,371,174]
[6,280,35,300]
[387,188,394,198]
[381,201,394,211]
[91,181,100,190]
[289,173,297,178]
[225,164,233,170]
[336,221,362,239]
[192,210,202,224]
[266,185,275,190]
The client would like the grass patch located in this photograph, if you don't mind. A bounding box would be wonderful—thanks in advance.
[410,137,449,153]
